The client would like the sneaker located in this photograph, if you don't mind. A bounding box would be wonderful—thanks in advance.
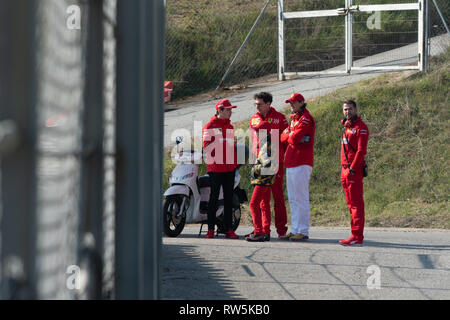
[246,234,269,242]
[339,236,363,246]
[279,232,294,240]
[290,233,309,241]
[225,229,239,239]
[205,229,215,238]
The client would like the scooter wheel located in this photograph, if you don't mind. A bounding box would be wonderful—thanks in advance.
[163,195,186,237]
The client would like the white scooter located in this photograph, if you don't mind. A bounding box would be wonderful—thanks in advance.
[163,137,247,237]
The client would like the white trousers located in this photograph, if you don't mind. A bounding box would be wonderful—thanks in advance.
[286,165,312,236]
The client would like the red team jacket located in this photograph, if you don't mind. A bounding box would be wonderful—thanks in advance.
[202,115,237,173]
[281,108,315,168]
[250,107,289,166]
[340,116,369,171]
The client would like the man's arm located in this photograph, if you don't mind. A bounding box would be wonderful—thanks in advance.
[288,117,311,145]
[350,126,369,170]
[202,126,214,149]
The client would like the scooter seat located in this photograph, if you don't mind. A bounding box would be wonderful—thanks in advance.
[198,174,211,188]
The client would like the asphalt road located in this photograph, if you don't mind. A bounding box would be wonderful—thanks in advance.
[163,34,450,148]
[162,226,450,300]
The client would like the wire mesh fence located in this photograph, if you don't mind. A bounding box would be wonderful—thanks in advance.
[34,0,86,300]
[352,0,420,68]
[102,0,117,300]
[429,0,450,56]
[165,0,279,99]
[165,0,450,100]
[0,0,118,299]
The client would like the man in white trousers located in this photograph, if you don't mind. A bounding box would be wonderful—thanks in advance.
[280,93,315,241]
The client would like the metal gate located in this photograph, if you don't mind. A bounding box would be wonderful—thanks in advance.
[277,0,428,80]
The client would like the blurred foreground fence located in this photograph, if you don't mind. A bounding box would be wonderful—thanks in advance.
[0,0,164,299]
[165,0,449,100]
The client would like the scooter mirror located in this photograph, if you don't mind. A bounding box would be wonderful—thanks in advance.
[175,136,183,145]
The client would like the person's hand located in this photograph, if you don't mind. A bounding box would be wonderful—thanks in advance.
[349,168,355,174]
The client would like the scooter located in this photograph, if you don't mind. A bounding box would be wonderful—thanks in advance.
[163,136,248,237]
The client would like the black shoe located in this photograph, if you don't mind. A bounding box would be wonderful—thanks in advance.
[246,234,270,242]
[244,230,255,238]
[246,234,265,242]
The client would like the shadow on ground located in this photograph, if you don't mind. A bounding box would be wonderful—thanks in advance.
[162,243,242,300]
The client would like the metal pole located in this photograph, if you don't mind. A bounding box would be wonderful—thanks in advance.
[216,0,272,90]
[79,0,104,299]
[0,0,38,299]
[278,0,285,81]
[418,0,426,71]
[140,0,164,300]
[345,0,353,73]
[115,0,164,300]
[425,0,430,72]
[432,0,450,34]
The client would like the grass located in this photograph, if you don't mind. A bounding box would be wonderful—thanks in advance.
[165,0,426,100]
[163,48,450,229]
[306,49,450,229]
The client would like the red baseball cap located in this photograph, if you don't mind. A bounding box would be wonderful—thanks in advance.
[285,93,305,104]
[215,99,237,110]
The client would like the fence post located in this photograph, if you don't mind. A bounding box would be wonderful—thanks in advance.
[78,0,104,299]
[115,0,164,299]
[345,0,353,73]
[418,0,429,72]
[278,0,285,80]
[0,0,38,299]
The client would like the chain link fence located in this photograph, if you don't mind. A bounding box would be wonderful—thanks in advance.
[428,0,450,56]
[34,0,86,299]
[0,0,119,299]
[166,0,449,100]
[165,0,279,99]
[284,0,346,73]
[101,0,117,300]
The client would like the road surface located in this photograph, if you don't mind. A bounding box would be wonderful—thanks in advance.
[162,226,450,300]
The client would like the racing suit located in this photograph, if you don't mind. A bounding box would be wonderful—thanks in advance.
[340,116,369,241]
[249,107,288,236]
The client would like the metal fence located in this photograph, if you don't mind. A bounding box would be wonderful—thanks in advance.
[165,0,450,100]
[428,0,450,56]
[0,0,164,300]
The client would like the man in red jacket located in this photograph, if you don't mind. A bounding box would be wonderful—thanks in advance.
[246,92,289,242]
[202,99,239,239]
[339,99,369,246]
[280,93,315,241]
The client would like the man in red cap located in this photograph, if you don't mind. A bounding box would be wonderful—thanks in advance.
[202,99,239,239]
[246,92,289,242]
[339,99,369,246]
[280,93,315,241]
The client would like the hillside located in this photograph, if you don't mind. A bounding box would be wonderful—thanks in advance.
[237,48,450,229]
[165,0,431,99]
[164,48,450,229]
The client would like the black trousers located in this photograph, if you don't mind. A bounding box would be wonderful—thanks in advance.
[207,170,235,231]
